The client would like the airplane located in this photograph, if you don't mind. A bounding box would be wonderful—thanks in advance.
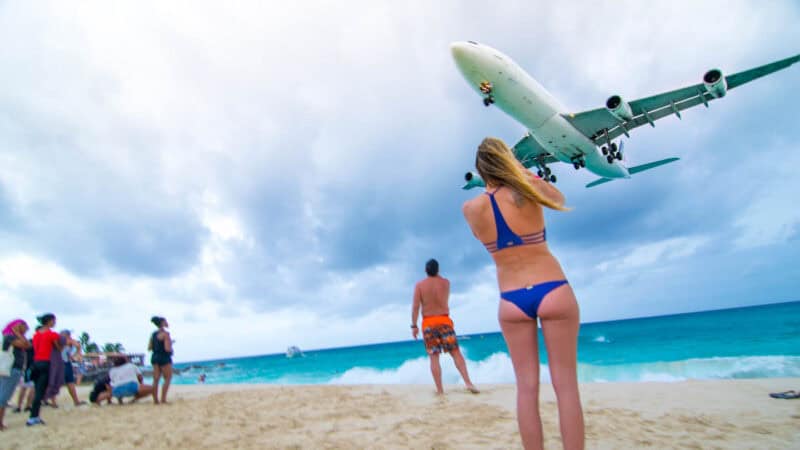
[451,41,799,188]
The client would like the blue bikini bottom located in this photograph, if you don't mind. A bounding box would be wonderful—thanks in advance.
[500,280,568,319]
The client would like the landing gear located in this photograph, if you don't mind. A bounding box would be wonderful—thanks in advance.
[604,141,622,164]
[571,156,586,170]
[536,165,556,183]
[479,81,494,107]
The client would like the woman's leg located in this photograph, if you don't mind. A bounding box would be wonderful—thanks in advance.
[25,387,34,409]
[429,352,444,394]
[67,383,83,405]
[499,300,543,450]
[29,362,50,420]
[151,365,161,404]
[538,284,584,450]
[16,385,27,409]
[160,364,173,403]
[134,383,154,401]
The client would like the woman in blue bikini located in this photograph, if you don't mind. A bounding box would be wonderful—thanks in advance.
[462,137,584,450]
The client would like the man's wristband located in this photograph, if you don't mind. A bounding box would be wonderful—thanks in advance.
[411,324,418,328]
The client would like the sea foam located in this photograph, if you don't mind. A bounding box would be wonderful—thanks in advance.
[325,354,800,385]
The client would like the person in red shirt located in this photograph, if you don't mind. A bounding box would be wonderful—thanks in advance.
[26,313,63,427]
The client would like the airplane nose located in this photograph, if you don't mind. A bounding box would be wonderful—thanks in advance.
[450,41,470,61]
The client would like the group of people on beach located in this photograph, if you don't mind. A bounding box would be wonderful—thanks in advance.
[88,316,175,407]
[412,138,584,449]
[0,315,87,429]
[0,314,175,430]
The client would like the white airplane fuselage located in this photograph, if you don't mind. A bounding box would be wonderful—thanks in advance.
[451,41,630,179]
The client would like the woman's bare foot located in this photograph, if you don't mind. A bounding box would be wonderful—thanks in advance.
[466,384,480,394]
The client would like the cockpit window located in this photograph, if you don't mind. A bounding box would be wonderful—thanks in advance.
[467,41,478,45]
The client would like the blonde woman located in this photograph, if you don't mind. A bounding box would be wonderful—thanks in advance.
[462,137,584,450]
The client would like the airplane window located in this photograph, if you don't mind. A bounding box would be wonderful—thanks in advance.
[467,41,478,45]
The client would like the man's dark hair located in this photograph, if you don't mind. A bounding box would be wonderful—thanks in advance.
[425,259,439,276]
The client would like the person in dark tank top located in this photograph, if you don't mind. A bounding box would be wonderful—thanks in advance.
[147,316,173,405]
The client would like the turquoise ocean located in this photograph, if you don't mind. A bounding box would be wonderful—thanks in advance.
[172,301,800,385]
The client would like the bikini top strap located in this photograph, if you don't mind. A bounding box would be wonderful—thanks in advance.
[485,187,523,247]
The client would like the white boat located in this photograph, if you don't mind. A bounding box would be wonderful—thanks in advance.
[286,346,303,358]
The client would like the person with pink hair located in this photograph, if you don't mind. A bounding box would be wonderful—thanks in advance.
[1,319,31,430]
[1,319,25,337]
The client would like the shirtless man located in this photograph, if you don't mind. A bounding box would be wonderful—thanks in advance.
[411,259,478,395]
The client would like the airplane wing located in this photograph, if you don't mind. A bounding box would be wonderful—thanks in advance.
[512,134,558,168]
[563,53,800,144]
[462,134,558,190]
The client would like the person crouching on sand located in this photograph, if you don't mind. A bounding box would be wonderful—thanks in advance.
[462,137,584,450]
[411,258,479,395]
[89,375,112,406]
[148,316,173,404]
[109,356,153,404]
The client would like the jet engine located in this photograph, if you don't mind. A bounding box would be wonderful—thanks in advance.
[605,95,633,121]
[462,171,486,190]
[703,69,727,98]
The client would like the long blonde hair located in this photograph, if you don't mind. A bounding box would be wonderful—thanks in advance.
[475,137,568,211]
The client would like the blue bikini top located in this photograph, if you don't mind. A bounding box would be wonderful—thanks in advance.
[482,187,546,253]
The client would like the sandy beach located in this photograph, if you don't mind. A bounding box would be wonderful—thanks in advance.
[2,378,798,449]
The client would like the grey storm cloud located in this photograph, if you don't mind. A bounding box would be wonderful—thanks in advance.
[17,284,90,315]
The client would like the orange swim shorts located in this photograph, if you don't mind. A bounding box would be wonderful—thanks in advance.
[422,315,459,354]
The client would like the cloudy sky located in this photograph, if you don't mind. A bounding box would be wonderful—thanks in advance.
[1,1,798,361]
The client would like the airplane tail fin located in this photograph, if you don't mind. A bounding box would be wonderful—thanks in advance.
[586,157,680,188]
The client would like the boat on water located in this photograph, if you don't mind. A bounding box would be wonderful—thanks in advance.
[286,346,303,358]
